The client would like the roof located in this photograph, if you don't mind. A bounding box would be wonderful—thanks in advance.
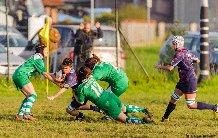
[42,0,63,6]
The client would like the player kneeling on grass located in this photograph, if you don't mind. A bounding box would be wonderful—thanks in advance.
[74,66,152,124]
[155,36,218,122]
[13,44,59,121]
[47,58,101,120]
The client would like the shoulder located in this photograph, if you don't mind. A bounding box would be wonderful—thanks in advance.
[33,53,43,60]
[174,49,185,58]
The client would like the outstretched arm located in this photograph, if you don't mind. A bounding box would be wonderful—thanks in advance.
[43,72,62,87]
[155,64,174,71]
[47,87,67,100]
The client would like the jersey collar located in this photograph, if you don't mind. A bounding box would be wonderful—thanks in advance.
[36,53,44,59]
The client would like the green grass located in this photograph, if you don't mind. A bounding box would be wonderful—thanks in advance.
[0,45,218,137]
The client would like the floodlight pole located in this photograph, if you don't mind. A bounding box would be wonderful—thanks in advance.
[5,0,10,81]
[147,0,152,47]
[91,0,94,26]
[115,0,119,66]
[198,0,210,82]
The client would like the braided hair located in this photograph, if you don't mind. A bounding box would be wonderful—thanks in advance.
[35,43,46,55]
[85,54,101,70]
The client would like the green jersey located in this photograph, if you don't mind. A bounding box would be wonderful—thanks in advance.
[12,53,45,90]
[75,76,103,104]
[92,62,125,85]
[14,53,45,77]
[75,76,122,119]
[92,62,128,96]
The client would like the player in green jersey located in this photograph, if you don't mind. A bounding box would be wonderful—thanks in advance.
[85,54,128,97]
[85,54,153,119]
[74,67,152,124]
[47,58,102,121]
[13,43,58,121]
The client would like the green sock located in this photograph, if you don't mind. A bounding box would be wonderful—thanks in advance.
[23,93,37,115]
[126,117,143,124]
[18,98,27,115]
[125,105,147,114]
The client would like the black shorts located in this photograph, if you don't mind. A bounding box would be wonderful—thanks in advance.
[176,79,197,93]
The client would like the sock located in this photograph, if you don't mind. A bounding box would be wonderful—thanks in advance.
[90,105,102,113]
[23,93,37,115]
[76,112,85,120]
[126,117,143,124]
[125,105,147,114]
[163,102,176,119]
[197,102,216,111]
[18,98,27,115]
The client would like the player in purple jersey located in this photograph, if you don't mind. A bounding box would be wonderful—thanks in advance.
[155,36,218,122]
[47,58,100,120]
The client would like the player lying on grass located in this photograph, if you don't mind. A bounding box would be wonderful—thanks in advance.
[155,36,218,122]
[12,43,59,121]
[73,66,153,124]
[47,58,101,120]
[85,54,153,119]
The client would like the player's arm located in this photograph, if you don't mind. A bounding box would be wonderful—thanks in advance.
[43,72,61,86]
[191,53,200,63]
[34,59,61,86]
[51,71,65,83]
[156,53,182,71]
[47,87,67,100]
[155,64,174,71]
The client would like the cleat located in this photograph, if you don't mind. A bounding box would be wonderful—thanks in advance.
[143,116,154,124]
[15,114,24,121]
[161,117,169,122]
[144,108,153,119]
[214,104,218,113]
[75,113,85,121]
[23,115,37,121]
[214,104,218,118]
[92,105,104,113]
[101,115,113,121]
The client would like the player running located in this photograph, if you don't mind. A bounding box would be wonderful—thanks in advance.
[74,66,153,124]
[155,36,218,122]
[13,43,58,121]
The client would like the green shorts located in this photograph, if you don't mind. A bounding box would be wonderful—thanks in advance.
[96,91,122,119]
[111,74,129,97]
[12,72,30,90]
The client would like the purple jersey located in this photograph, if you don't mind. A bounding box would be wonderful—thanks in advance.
[63,69,78,89]
[171,48,198,82]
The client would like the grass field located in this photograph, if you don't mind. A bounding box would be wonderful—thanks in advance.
[0,45,217,137]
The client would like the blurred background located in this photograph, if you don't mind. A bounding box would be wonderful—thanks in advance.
[1,0,218,76]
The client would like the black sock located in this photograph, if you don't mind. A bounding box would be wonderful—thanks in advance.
[76,112,85,120]
[197,102,216,111]
[90,105,94,110]
[90,105,102,113]
[163,102,176,119]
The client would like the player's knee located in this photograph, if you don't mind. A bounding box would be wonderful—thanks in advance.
[171,91,181,101]
[186,99,196,109]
